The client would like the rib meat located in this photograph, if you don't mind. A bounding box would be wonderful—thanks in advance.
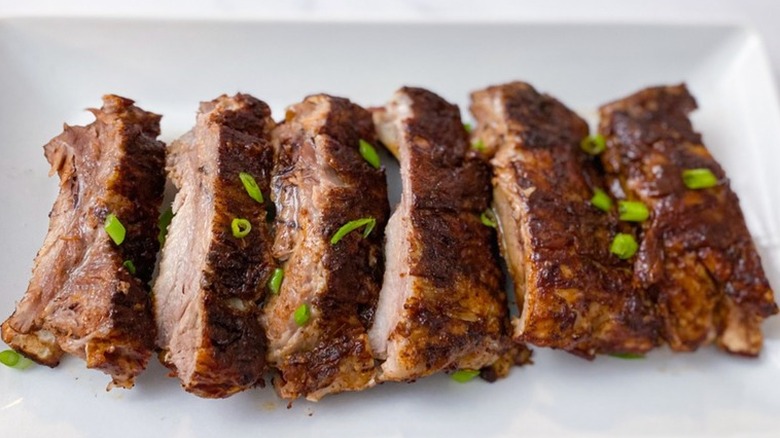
[368,87,512,381]
[1,95,165,388]
[153,94,276,397]
[470,82,659,358]
[262,94,389,401]
[598,84,778,355]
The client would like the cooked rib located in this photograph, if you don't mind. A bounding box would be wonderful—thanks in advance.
[470,82,659,358]
[368,87,511,381]
[153,94,276,398]
[262,94,389,401]
[1,95,165,388]
[598,84,778,355]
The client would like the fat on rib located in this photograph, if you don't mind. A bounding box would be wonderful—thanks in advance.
[153,94,277,398]
[470,82,660,358]
[598,84,778,356]
[1,95,165,388]
[369,87,517,381]
[262,94,389,401]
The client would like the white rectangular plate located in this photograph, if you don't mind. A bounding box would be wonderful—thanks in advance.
[1,18,779,438]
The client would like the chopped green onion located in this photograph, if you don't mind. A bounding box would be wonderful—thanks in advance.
[158,207,173,246]
[610,352,645,360]
[463,123,473,133]
[472,139,486,152]
[293,303,311,326]
[618,200,650,222]
[123,260,136,275]
[330,217,376,245]
[268,268,284,295]
[359,139,381,169]
[231,218,252,238]
[0,349,33,370]
[480,209,497,228]
[451,369,480,383]
[611,233,638,259]
[239,172,264,204]
[682,168,718,189]
[590,188,613,212]
[104,213,126,245]
[580,134,606,155]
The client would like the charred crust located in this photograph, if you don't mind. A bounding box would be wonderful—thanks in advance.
[195,294,267,397]
[402,88,492,212]
[205,93,274,138]
[277,328,372,397]
[473,82,661,356]
[269,94,389,399]
[408,210,501,290]
[192,94,277,394]
[381,87,511,377]
[204,127,275,299]
[476,81,589,150]
[598,84,777,354]
[1,95,164,385]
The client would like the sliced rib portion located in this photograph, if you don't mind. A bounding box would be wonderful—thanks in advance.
[262,94,389,401]
[470,82,659,358]
[1,95,165,388]
[153,94,276,398]
[368,87,511,381]
[599,84,778,355]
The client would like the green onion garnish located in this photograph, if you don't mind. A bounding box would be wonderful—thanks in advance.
[268,268,284,295]
[231,218,252,238]
[331,217,376,245]
[610,233,638,259]
[463,123,473,133]
[472,139,486,152]
[580,134,606,155]
[618,200,650,222]
[123,260,136,275]
[590,188,613,212]
[104,213,126,245]
[239,172,264,204]
[0,349,33,370]
[480,209,497,228]
[359,139,381,169]
[158,207,173,246]
[610,352,645,360]
[682,168,718,189]
[451,369,480,383]
[293,303,311,326]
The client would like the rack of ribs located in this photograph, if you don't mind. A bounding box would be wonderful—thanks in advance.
[153,94,277,397]
[368,87,514,381]
[1,95,165,388]
[470,82,659,358]
[262,94,390,401]
[598,84,778,355]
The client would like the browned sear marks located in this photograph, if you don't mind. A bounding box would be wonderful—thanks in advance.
[471,82,660,358]
[369,87,514,381]
[1,95,165,388]
[262,94,389,401]
[599,84,777,356]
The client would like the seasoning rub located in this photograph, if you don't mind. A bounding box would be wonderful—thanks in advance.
[262,94,389,401]
[598,84,777,355]
[153,94,277,398]
[369,87,515,381]
[470,82,659,358]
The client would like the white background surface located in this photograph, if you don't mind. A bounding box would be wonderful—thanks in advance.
[1,3,780,438]
[1,0,779,85]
